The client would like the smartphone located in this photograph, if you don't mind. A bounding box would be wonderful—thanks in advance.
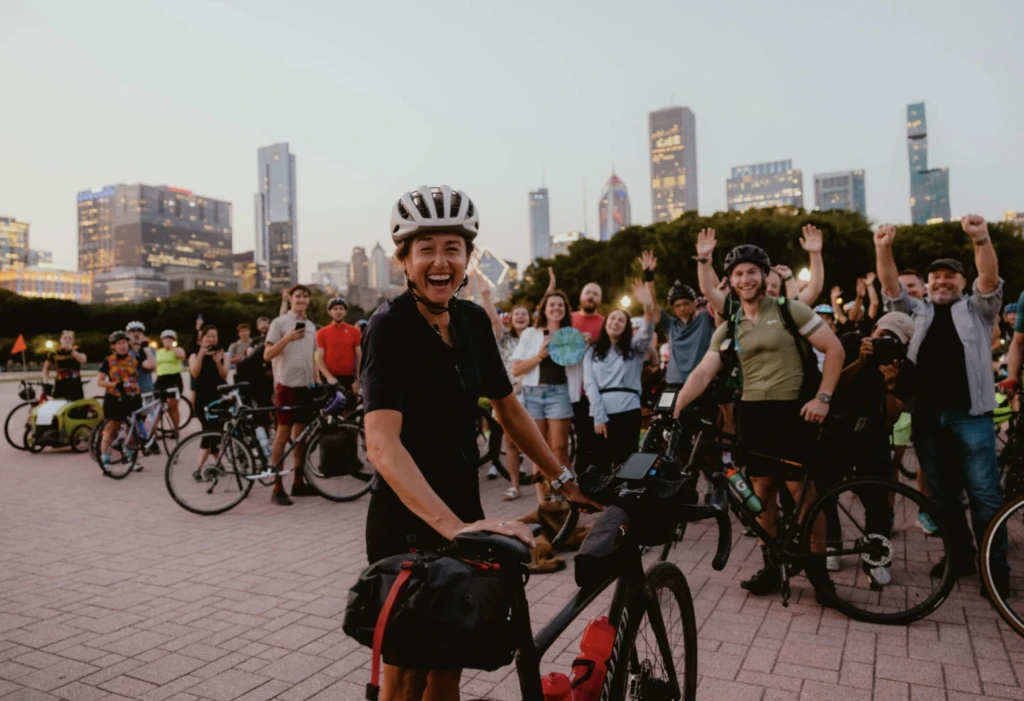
[197,313,203,324]
[294,322,305,333]
[614,452,660,481]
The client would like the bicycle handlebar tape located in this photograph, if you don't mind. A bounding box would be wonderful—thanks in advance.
[551,502,580,550]
[709,475,732,571]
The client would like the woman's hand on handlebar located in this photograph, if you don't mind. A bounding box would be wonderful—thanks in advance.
[455,519,537,549]
[561,481,604,513]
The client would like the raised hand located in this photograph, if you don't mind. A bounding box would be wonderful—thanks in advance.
[800,224,823,253]
[631,279,653,308]
[960,214,989,243]
[772,264,794,281]
[865,272,876,286]
[855,278,867,297]
[874,224,896,248]
[695,228,717,259]
[830,285,842,302]
[638,250,658,271]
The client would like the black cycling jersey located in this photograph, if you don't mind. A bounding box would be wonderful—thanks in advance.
[361,291,512,561]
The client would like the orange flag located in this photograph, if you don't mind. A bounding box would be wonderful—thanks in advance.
[10,334,27,355]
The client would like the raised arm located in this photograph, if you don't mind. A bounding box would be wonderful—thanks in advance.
[849,278,866,323]
[477,284,505,340]
[874,225,900,299]
[962,215,998,294]
[638,250,659,314]
[545,266,557,296]
[774,265,799,299]
[695,229,726,314]
[830,286,849,326]
[865,272,879,320]
[797,224,824,305]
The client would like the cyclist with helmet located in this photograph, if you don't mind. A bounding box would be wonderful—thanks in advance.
[676,231,845,596]
[813,304,838,371]
[126,321,157,394]
[315,296,362,400]
[362,186,600,700]
[96,331,143,472]
[155,330,187,433]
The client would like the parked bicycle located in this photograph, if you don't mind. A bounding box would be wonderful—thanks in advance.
[88,389,181,479]
[5,380,51,450]
[644,387,955,624]
[981,488,1024,637]
[165,383,372,515]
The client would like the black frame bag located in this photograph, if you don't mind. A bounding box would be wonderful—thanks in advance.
[343,550,520,696]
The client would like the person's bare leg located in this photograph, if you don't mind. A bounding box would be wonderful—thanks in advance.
[423,669,462,701]
[100,421,119,456]
[533,419,548,503]
[270,422,291,494]
[381,665,428,701]
[787,480,825,552]
[507,436,521,491]
[291,422,308,487]
[548,418,571,469]
[751,476,779,543]
[168,398,180,433]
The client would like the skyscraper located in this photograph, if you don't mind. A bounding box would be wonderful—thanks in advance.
[907,103,951,225]
[350,247,369,288]
[315,260,349,291]
[254,143,298,291]
[726,160,804,212]
[77,185,232,275]
[370,243,390,292]
[649,107,698,221]
[813,170,866,215]
[0,216,30,269]
[529,187,550,262]
[598,174,631,241]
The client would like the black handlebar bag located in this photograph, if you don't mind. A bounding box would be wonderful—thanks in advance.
[343,551,521,697]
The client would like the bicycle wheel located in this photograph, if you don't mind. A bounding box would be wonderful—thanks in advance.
[165,432,254,515]
[103,428,133,480]
[304,423,375,502]
[980,494,1024,637]
[89,421,106,465]
[802,478,954,625]
[4,402,33,451]
[610,562,696,701]
[177,396,195,431]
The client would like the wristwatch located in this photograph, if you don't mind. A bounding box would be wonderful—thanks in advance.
[550,466,575,492]
[817,392,832,404]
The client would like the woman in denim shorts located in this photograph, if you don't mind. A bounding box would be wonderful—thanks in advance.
[511,290,582,501]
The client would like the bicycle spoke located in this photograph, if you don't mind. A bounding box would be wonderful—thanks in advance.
[165,433,253,515]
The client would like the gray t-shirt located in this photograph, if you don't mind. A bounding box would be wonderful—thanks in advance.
[266,312,317,388]
[661,309,715,385]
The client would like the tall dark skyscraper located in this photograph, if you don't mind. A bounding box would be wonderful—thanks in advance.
[598,174,631,241]
[726,160,803,212]
[649,106,698,221]
[907,102,951,225]
[76,184,232,275]
[529,187,550,262]
[814,170,866,215]
[255,143,298,291]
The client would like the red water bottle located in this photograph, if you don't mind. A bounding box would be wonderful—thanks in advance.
[571,616,616,701]
[541,672,572,701]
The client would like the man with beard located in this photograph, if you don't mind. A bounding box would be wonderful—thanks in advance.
[876,216,1009,599]
[571,282,604,469]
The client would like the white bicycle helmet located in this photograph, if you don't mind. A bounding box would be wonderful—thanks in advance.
[126,321,146,332]
[160,329,177,340]
[390,186,479,244]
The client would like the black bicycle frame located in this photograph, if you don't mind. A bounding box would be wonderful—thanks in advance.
[510,549,676,700]
[230,405,323,476]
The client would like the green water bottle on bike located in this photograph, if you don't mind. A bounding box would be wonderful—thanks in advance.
[726,466,763,516]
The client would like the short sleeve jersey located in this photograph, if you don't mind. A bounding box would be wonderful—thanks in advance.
[709,296,824,402]
[265,312,317,388]
[361,292,513,501]
[99,353,141,397]
[316,323,362,377]
[46,349,81,382]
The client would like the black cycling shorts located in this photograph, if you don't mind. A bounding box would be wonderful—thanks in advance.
[738,400,815,479]
[365,478,484,564]
[103,395,143,422]
[155,374,184,393]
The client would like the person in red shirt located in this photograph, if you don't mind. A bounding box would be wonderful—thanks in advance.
[316,296,362,400]
[572,282,604,469]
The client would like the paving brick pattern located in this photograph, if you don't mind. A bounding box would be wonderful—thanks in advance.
[2,393,1022,700]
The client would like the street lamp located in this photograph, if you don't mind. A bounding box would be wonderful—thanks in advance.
[44,340,54,350]
[620,295,631,308]
[798,268,811,282]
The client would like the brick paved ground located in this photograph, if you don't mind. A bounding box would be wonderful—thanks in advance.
[2,390,1023,700]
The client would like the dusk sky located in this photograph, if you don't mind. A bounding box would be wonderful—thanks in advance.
[2,0,1021,278]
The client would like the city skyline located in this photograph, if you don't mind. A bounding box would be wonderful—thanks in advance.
[254,143,298,291]
[726,160,804,212]
[2,2,1021,277]
[814,170,867,215]
[649,106,698,222]
[907,102,952,225]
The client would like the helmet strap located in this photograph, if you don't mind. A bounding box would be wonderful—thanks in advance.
[405,274,469,316]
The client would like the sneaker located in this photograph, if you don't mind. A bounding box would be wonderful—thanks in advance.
[826,547,841,572]
[917,513,939,535]
[191,469,203,482]
[740,566,782,596]
[502,487,521,501]
[291,482,318,497]
[272,490,294,506]
[148,444,162,456]
[930,557,977,580]
[487,465,499,480]
[981,570,1011,601]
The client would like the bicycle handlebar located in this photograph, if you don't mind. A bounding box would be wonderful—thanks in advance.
[676,472,732,571]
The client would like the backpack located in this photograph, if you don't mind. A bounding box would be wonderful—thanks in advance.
[721,297,822,402]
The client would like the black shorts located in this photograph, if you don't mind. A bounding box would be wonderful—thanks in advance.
[103,394,143,422]
[155,374,184,394]
[365,478,484,564]
[738,400,814,480]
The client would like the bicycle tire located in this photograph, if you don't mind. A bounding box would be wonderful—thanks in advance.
[89,420,109,466]
[177,396,195,431]
[980,494,1024,637]
[303,423,374,502]
[4,402,33,451]
[802,478,954,625]
[165,432,254,515]
[103,428,133,480]
[605,562,695,701]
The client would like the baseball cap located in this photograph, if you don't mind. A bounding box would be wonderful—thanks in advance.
[875,312,915,345]
[927,258,966,276]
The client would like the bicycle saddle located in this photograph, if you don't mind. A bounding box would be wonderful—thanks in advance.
[216,382,251,392]
[452,531,531,564]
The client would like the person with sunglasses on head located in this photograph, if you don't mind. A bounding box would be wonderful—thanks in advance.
[361,186,601,701]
